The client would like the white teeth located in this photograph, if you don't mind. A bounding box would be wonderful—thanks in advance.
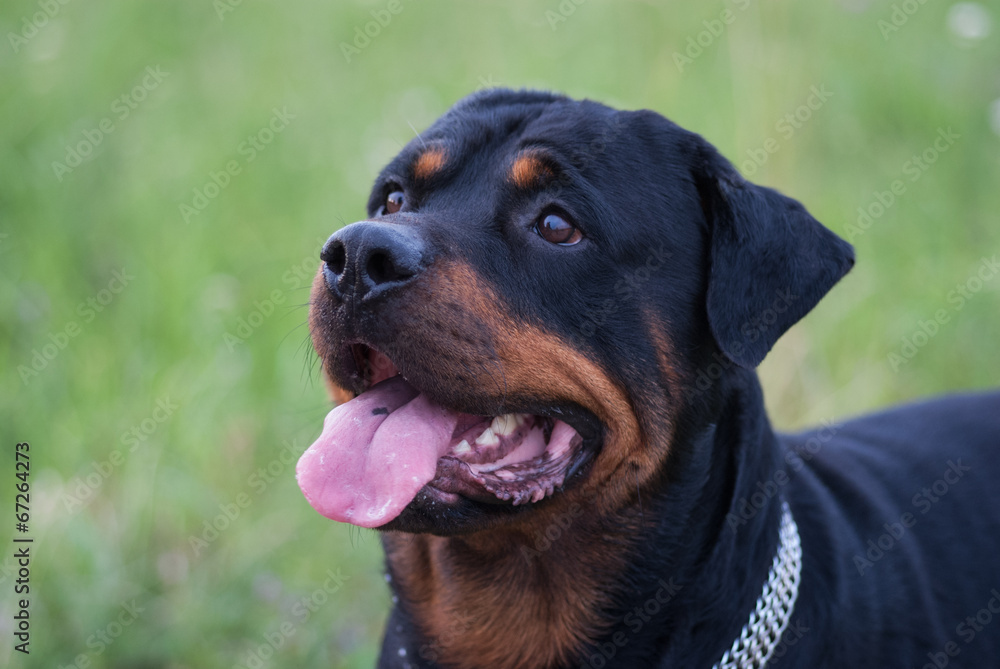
[490,414,518,437]
[475,427,500,447]
[453,440,472,455]
[469,413,527,449]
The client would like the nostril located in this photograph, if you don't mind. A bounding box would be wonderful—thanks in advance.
[321,223,423,298]
[366,250,412,285]
[322,242,347,276]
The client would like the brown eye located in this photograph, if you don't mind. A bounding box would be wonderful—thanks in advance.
[535,213,583,246]
[384,190,405,215]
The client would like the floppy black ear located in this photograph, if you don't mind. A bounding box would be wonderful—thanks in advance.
[693,141,855,369]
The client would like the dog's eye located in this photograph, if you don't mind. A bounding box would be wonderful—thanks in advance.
[376,189,406,216]
[535,213,583,246]
[380,190,405,215]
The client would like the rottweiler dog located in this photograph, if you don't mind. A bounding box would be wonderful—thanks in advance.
[296,89,1000,669]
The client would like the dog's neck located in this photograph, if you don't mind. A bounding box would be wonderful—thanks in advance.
[378,369,786,669]
[380,503,643,669]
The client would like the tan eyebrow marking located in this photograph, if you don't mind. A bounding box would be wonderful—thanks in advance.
[413,147,447,180]
[509,152,553,189]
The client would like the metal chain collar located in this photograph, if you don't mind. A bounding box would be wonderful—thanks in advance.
[712,500,802,669]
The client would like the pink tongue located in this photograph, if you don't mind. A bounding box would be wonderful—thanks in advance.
[296,376,460,528]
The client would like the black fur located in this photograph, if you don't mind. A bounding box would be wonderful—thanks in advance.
[314,89,1000,668]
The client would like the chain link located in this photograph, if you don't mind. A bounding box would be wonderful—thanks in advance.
[712,501,802,669]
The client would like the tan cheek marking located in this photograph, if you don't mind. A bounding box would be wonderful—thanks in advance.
[413,148,447,180]
[623,311,684,485]
[427,262,650,509]
[644,309,685,393]
[509,154,550,189]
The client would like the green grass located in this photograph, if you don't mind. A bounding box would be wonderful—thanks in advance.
[1,0,998,666]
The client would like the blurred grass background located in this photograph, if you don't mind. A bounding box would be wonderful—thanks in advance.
[0,0,998,666]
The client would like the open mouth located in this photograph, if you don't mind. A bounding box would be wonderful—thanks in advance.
[296,346,592,528]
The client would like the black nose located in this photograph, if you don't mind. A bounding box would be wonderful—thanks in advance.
[320,221,425,301]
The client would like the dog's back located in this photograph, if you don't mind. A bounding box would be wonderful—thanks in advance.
[783,391,1000,667]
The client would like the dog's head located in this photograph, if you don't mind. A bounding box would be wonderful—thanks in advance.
[296,89,853,535]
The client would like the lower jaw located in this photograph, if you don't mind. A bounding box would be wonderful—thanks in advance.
[422,440,590,509]
[422,471,545,507]
[377,443,599,535]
